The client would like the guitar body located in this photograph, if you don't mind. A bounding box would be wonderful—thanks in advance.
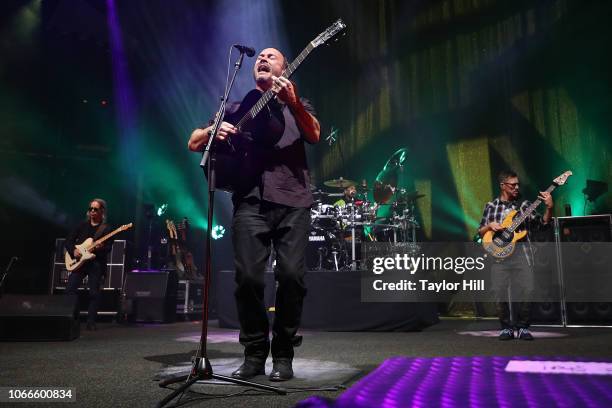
[482,210,528,259]
[64,238,96,272]
[208,90,285,192]
[225,89,285,148]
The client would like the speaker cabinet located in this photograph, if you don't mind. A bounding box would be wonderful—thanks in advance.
[0,295,80,341]
[556,215,612,326]
[530,226,563,324]
[124,271,178,323]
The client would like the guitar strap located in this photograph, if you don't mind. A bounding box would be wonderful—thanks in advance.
[93,223,108,240]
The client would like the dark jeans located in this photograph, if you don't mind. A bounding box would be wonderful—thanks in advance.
[491,247,534,329]
[232,199,310,362]
[66,262,104,324]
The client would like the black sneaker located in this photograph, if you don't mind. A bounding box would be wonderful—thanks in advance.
[498,328,514,340]
[518,328,534,341]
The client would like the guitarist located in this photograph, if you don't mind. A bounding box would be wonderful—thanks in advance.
[188,48,320,381]
[478,170,553,341]
[64,198,114,331]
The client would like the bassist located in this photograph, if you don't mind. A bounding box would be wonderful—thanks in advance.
[64,198,113,331]
[477,170,553,341]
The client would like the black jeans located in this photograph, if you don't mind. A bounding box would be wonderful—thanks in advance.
[232,199,310,362]
[66,262,104,324]
[491,247,534,329]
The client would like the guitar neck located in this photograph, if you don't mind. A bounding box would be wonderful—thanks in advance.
[89,226,125,249]
[235,43,315,130]
[508,184,556,232]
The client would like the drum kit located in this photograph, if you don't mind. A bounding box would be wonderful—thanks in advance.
[307,148,425,271]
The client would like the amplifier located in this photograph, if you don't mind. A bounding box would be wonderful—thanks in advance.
[124,270,178,323]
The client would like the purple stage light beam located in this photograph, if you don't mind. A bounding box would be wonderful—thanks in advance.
[106,0,138,176]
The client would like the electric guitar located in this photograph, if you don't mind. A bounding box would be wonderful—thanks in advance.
[65,223,133,272]
[482,171,572,259]
[166,219,185,273]
[209,19,347,192]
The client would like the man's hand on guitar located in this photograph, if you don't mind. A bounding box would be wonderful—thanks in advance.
[488,222,504,232]
[215,122,238,141]
[538,191,553,208]
[188,122,237,151]
[271,76,298,106]
[73,248,82,258]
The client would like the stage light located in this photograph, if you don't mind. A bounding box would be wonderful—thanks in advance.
[156,203,168,216]
[212,225,225,240]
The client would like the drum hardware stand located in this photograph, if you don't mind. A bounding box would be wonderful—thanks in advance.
[332,249,340,271]
[317,247,325,271]
[157,47,285,408]
[350,218,357,271]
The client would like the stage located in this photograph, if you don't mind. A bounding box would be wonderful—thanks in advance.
[2,319,612,407]
[2,0,612,406]
[215,270,439,332]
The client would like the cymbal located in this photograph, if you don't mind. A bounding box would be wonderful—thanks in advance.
[375,147,409,190]
[324,178,357,188]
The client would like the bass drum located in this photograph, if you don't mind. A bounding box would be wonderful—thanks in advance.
[305,227,346,271]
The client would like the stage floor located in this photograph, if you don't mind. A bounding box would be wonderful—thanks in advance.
[1,319,611,407]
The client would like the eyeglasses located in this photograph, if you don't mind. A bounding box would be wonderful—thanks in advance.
[89,207,101,212]
[503,182,520,188]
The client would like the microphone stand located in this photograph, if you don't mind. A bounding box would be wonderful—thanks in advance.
[0,257,18,298]
[157,50,285,408]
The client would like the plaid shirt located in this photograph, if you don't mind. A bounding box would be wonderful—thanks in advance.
[478,198,544,239]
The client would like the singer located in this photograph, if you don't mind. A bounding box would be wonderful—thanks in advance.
[188,48,320,381]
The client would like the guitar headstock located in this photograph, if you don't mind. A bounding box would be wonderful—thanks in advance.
[166,220,177,239]
[311,19,346,48]
[553,170,573,186]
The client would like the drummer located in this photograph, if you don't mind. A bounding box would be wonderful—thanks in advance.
[333,184,357,207]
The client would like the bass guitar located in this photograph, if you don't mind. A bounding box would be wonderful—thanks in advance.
[209,19,346,192]
[65,223,133,272]
[482,171,572,259]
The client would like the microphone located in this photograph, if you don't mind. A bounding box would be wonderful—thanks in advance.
[233,44,255,57]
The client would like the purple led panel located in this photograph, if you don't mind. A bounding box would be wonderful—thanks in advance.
[298,356,612,408]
